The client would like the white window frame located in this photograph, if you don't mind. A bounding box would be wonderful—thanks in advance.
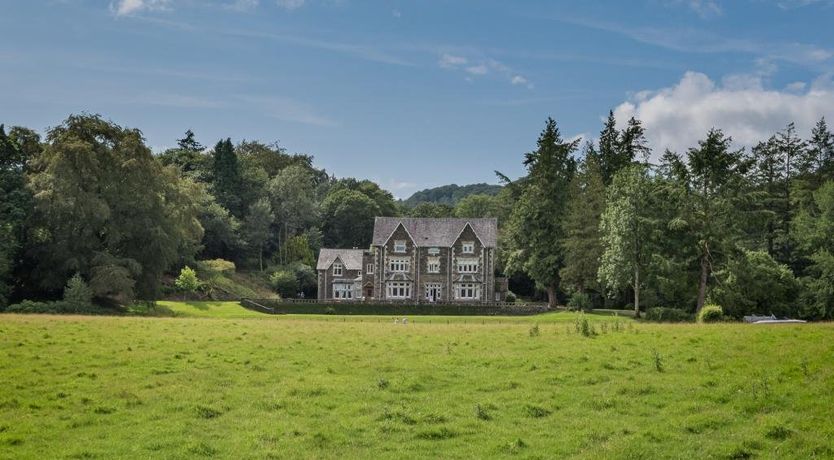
[333,283,353,299]
[426,257,440,274]
[457,258,478,274]
[425,283,442,301]
[394,240,407,253]
[366,263,374,275]
[462,241,475,254]
[333,262,343,276]
[455,283,480,300]
[386,281,412,299]
[389,258,410,273]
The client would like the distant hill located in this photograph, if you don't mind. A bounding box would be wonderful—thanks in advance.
[402,183,503,207]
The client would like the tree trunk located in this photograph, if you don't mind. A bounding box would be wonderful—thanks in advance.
[259,247,263,272]
[633,264,640,318]
[546,285,557,309]
[696,253,709,313]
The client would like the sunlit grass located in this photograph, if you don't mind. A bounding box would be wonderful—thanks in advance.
[0,309,832,458]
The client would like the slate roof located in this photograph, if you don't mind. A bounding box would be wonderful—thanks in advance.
[372,217,498,248]
[316,248,365,271]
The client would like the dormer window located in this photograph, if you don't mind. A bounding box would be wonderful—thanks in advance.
[366,263,374,274]
[333,262,343,276]
[394,240,407,253]
[462,241,475,254]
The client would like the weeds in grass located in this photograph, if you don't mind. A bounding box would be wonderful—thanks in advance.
[195,405,223,419]
[653,350,664,373]
[800,358,810,377]
[503,438,527,453]
[523,404,551,418]
[475,404,492,421]
[529,324,540,337]
[416,427,456,440]
[377,378,389,390]
[765,424,793,440]
[574,315,596,337]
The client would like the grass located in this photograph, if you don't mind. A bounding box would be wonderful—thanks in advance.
[1,303,833,458]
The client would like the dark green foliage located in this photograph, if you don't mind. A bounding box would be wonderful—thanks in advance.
[211,138,243,217]
[321,189,380,248]
[644,307,692,322]
[710,250,798,318]
[406,202,454,218]
[242,299,549,316]
[5,300,107,315]
[504,117,577,306]
[269,270,299,298]
[26,114,203,301]
[402,183,502,207]
[64,273,93,305]
[567,292,592,311]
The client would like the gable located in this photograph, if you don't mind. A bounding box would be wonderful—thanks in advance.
[372,217,497,248]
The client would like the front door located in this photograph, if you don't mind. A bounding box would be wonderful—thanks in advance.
[425,284,441,302]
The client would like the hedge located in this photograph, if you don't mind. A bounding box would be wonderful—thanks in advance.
[241,299,550,316]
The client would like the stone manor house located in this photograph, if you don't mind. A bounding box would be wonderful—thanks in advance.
[316,217,508,302]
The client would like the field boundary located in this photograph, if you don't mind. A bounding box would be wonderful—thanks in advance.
[240,298,551,316]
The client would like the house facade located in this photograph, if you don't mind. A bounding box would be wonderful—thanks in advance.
[316,217,505,302]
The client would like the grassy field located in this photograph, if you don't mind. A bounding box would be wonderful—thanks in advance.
[1,303,833,459]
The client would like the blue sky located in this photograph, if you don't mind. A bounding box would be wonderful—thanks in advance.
[2,0,834,197]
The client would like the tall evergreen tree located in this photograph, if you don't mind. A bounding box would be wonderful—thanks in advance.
[805,117,834,177]
[618,117,651,164]
[597,110,622,184]
[211,138,243,217]
[682,129,749,313]
[561,145,606,296]
[242,198,274,272]
[505,118,577,307]
[177,129,204,152]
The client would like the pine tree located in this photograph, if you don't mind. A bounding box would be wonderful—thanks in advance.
[561,144,606,296]
[505,117,578,307]
[619,117,651,164]
[805,117,834,177]
[177,129,204,152]
[597,110,621,184]
[211,138,243,217]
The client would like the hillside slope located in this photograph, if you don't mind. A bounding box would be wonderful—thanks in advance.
[402,183,502,207]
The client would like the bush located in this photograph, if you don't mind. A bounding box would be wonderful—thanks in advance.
[710,250,799,318]
[270,270,298,298]
[198,259,236,275]
[175,266,201,293]
[645,307,693,323]
[697,304,724,323]
[567,292,592,311]
[6,300,108,315]
[505,292,517,303]
[64,273,93,305]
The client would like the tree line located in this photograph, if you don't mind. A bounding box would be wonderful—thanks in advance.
[502,112,834,320]
[1,112,833,319]
[0,114,511,308]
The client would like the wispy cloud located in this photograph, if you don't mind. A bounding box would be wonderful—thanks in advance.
[110,0,171,16]
[275,0,305,10]
[437,53,532,88]
[556,16,834,70]
[225,0,259,12]
[664,0,722,18]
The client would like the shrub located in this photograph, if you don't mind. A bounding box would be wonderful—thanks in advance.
[568,292,592,311]
[270,270,298,298]
[64,273,93,305]
[645,307,693,322]
[505,292,517,303]
[710,250,799,318]
[174,266,201,294]
[198,259,236,275]
[6,300,107,315]
[698,304,724,323]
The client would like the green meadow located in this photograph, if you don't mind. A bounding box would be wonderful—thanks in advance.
[1,303,833,459]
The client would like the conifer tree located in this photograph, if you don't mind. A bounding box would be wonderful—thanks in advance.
[212,138,243,217]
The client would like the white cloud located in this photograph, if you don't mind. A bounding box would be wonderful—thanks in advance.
[392,9,402,18]
[511,75,528,85]
[613,71,834,156]
[438,53,467,68]
[465,64,489,75]
[111,0,171,16]
[226,0,259,11]
[276,0,305,10]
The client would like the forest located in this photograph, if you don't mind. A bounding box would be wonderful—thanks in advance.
[1,112,833,320]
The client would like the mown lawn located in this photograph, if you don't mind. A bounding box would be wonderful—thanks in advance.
[0,304,832,459]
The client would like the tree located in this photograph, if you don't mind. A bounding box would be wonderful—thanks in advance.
[561,149,606,296]
[803,117,834,177]
[618,117,651,164]
[407,202,454,218]
[321,188,380,248]
[64,273,93,305]
[267,164,319,264]
[270,270,298,298]
[175,266,201,296]
[794,181,834,319]
[681,129,750,313]
[242,198,274,271]
[177,129,204,152]
[454,194,500,218]
[598,164,658,317]
[709,250,798,319]
[504,118,577,307]
[597,111,622,184]
[27,114,203,301]
[212,138,243,217]
[0,125,34,306]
